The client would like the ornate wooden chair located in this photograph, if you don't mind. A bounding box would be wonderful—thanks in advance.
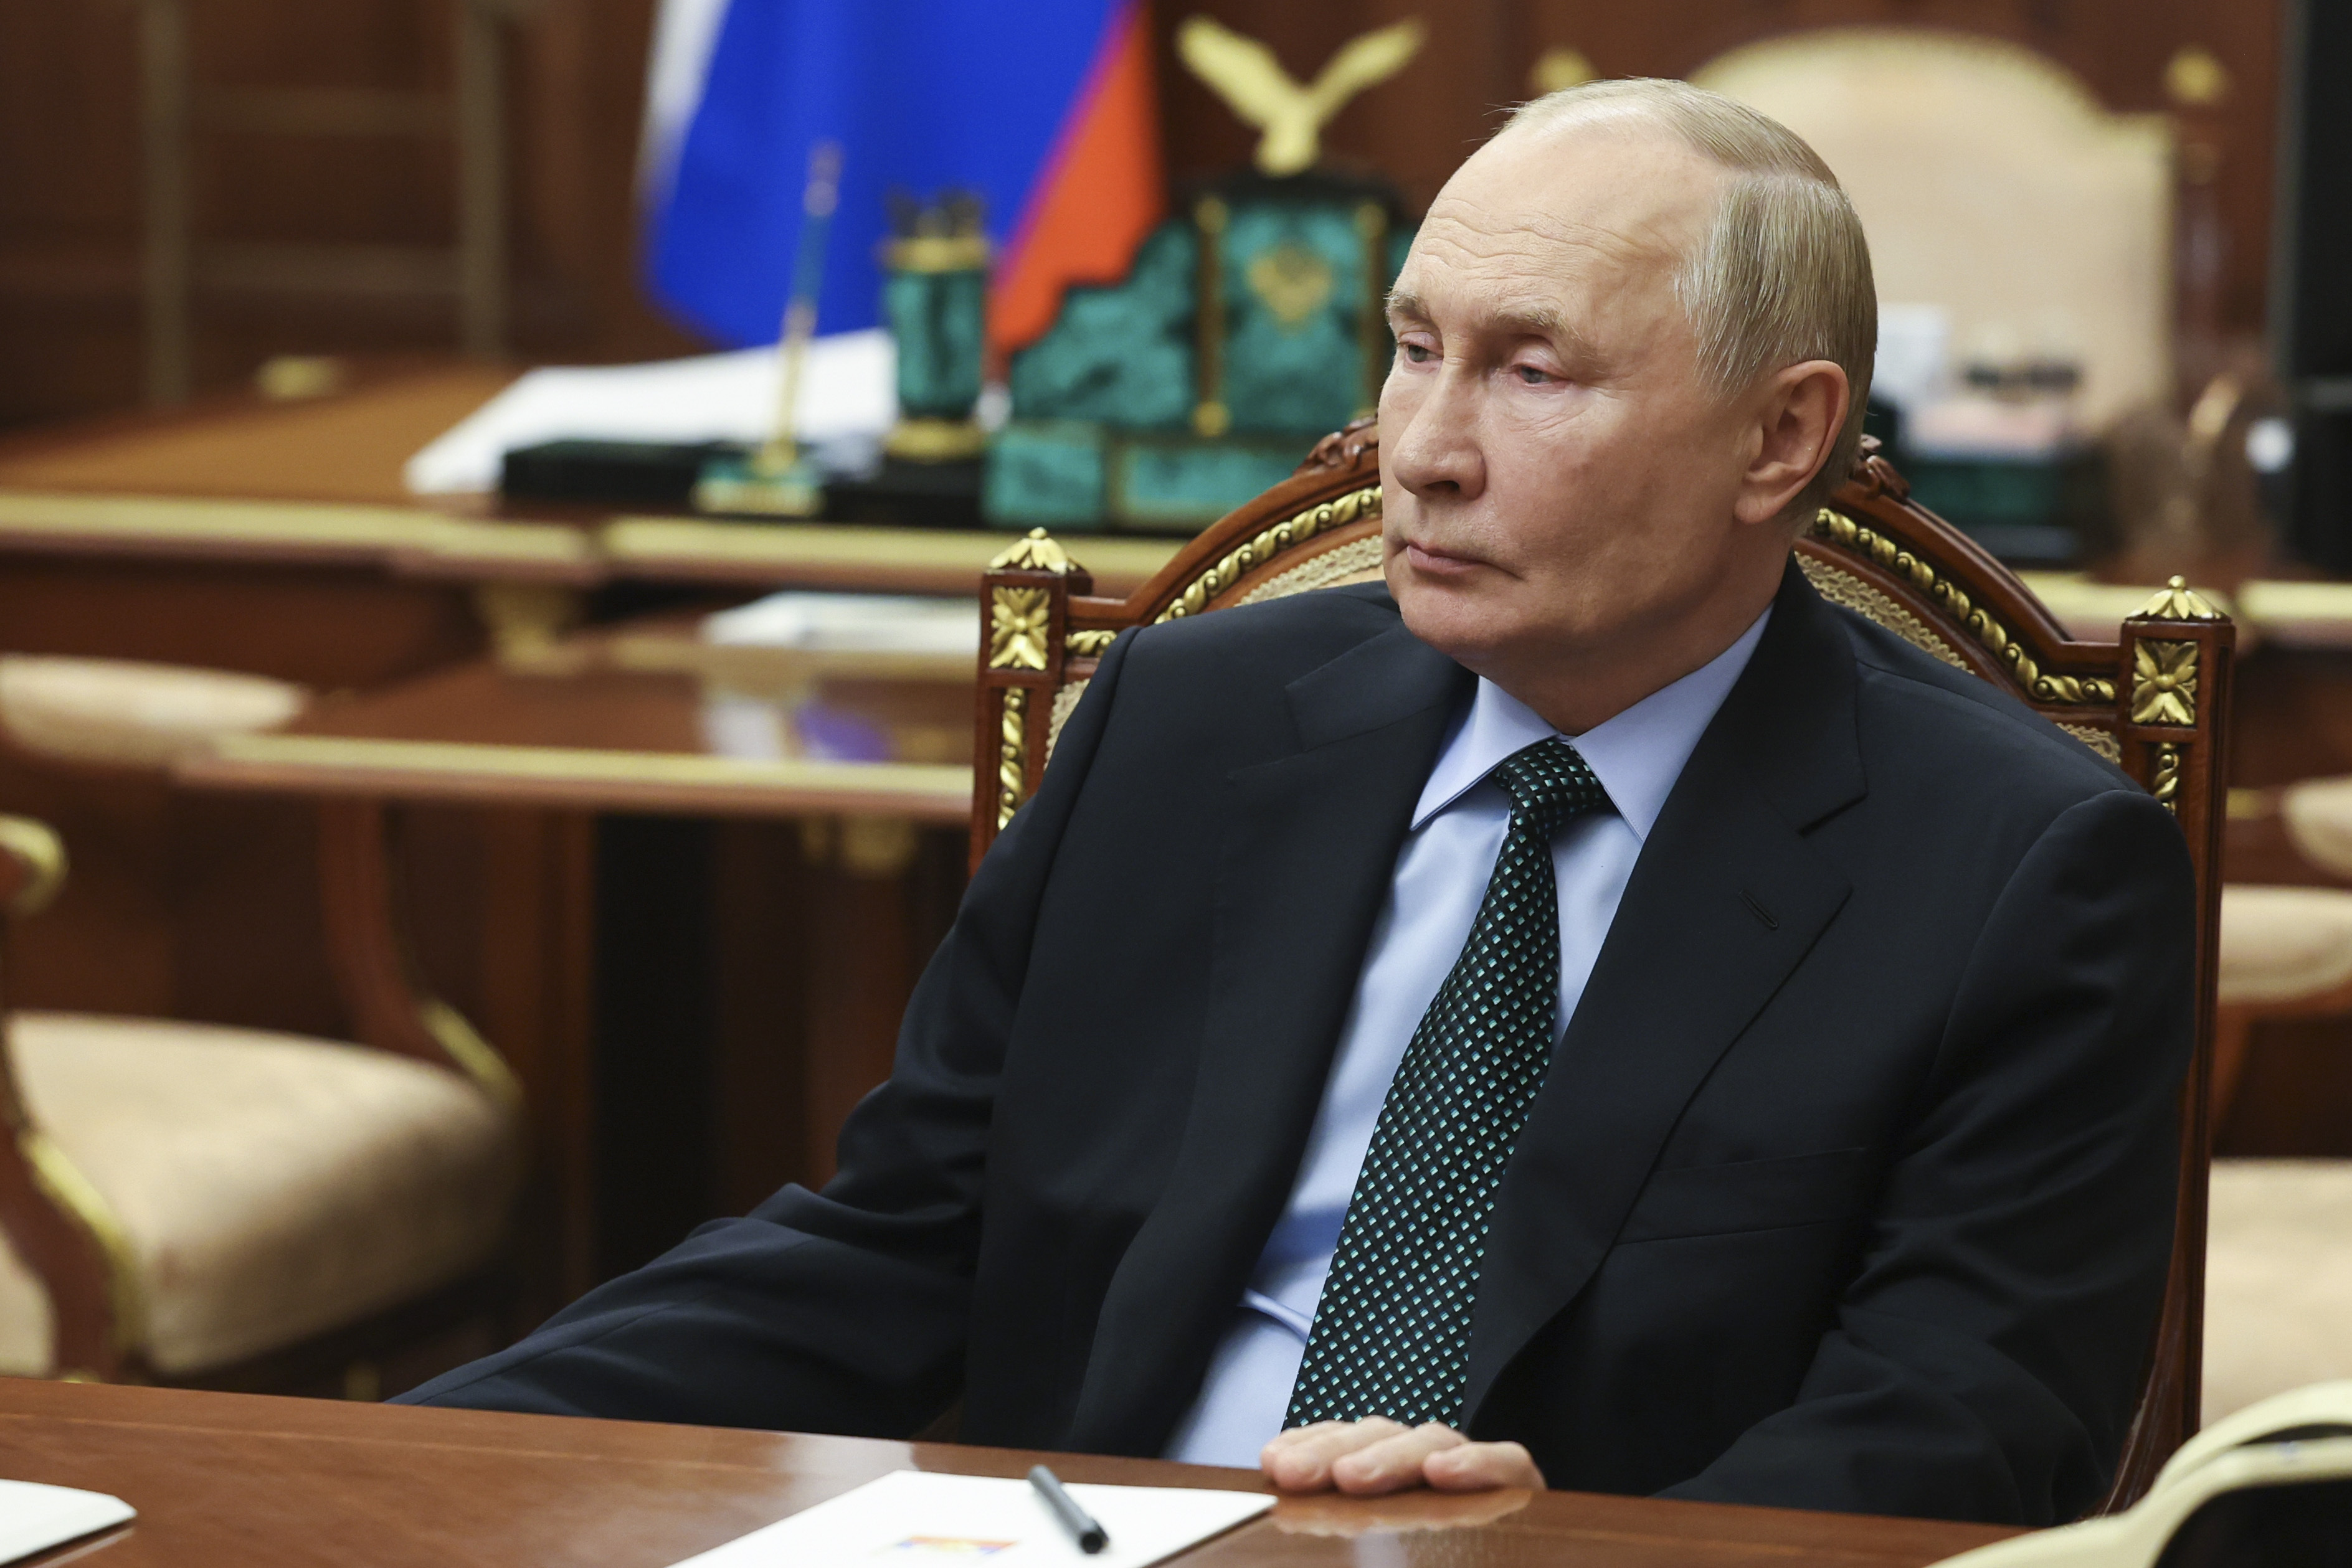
[972,421,2233,1513]
[0,668,523,1393]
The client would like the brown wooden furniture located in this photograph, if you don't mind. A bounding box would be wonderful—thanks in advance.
[0,369,1174,1314]
[975,423,2234,1512]
[131,0,517,405]
[145,613,985,1307]
[0,1377,2017,1566]
[0,2,2280,430]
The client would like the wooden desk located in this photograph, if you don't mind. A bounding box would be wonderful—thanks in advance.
[161,618,980,1311]
[0,364,1185,598]
[0,365,1153,1313]
[1,1380,2015,1567]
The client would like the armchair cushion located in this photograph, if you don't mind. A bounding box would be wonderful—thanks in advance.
[2205,1159,2352,1420]
[2216,886,2352,1006]
[0,1011,517,1376]
[0,656,306,770]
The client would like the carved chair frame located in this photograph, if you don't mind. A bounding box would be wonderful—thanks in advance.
[0,796,518,1386]
[971,422,2232,1514]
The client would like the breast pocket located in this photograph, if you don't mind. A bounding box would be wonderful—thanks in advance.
[1615,1147,1872,1244]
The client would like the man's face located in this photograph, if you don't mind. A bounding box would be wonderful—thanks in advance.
[1379,120,1768,689]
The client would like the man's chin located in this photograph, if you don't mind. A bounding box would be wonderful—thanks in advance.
[1392,578,1510,669]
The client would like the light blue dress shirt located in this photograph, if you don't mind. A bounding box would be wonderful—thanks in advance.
[1162,608,1773,1466]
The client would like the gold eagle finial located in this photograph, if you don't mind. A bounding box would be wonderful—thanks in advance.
[1176,16,1426,177]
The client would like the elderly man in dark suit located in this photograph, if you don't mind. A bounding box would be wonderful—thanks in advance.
[402,78,2191,1528]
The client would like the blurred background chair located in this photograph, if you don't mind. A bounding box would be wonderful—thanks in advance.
[0,653,521,1394]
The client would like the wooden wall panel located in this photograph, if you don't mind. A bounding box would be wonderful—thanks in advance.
[0,0,2288,426]
[1160,0,2280,338]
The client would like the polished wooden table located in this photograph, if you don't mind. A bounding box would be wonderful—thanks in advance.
[0,364,1163,1318]
[2,1381,2016,1568]
[160,612,984,1311]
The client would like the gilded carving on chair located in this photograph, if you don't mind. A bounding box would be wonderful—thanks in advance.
[2150,741,2184,815]
[1795,555,1968,671]
[2131,641,2199,727]
[1238,535,1387,606]
[1065,630,1117,658]
[989,588,1052,672]
[987,528,1078,574]
[1048,680,1091,762]
[996,688,1030,829]
[1154,485,1381,623]
[1811,509,2117,706]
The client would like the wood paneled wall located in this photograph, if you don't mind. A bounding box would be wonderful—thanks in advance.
[0,0,2282,428]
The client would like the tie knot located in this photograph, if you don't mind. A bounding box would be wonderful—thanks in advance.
[1490,737,1608,837]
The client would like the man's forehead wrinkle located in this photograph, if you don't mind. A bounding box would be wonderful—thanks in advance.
[1418,193,1688,280]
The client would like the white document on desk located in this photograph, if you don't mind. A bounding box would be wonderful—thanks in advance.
[670,1470,1274,1568]
[0,1478,134,1564]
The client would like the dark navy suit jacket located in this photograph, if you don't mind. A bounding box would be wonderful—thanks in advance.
[403,562,2194,1526]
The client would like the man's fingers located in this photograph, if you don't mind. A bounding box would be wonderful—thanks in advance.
[1422,1438,1544,1493]
[1260,1418,1410,1491]
[1327,1422,1467,1495]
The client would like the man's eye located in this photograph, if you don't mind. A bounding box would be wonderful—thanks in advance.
[1400,342,1436,364]
[1513,364,1553,385]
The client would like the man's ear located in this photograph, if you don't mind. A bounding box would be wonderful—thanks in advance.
[1733,360,1849,526]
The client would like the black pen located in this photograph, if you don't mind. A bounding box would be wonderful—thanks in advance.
[1028,1463,1109,1554]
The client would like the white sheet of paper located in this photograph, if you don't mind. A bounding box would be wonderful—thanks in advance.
[0,1478,133,1564]
[669,1470,1273,1568]
[401,330,896,495]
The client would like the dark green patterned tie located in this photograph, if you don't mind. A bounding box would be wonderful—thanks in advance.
[1285,736,1609,1430]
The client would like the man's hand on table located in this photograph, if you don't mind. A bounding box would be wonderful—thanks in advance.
[1260,1419,1545,1495]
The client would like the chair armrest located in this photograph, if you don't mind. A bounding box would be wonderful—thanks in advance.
[0,816,65,919]
[0,815,131,1378]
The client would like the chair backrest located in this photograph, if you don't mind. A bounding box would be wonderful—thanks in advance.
[970,421,2231,1513]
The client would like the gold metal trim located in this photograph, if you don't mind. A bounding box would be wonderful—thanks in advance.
[886,418,988,462]
[1065,629,1118,658]
[1155,485,1383,623]
[996,687,1030,829]
[0,816,67,917]
[2151,742,2184,815]
[417,998,522,1111]
[607,519,1176,583]
[21,1130,145,1359]
[0,490,591,568]
[1355,201,1390,418]
[1811,510,2118,705]
[884,234,989,273]
[988,587,1051,671]
[2135,574,2227,623]
[1193,197,1229,438]
[196,734,972,816]
[2132,640,2200,727]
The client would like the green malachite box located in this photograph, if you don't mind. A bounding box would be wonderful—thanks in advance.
[987,169,1413,535]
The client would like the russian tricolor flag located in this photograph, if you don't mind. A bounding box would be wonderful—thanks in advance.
[640,0,1164,362]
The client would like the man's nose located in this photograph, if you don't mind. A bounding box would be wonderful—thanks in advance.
[1388,364,1486,501]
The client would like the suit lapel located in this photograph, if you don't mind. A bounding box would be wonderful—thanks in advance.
[1066,621,1471,1453]
[1461,564,1866,1422]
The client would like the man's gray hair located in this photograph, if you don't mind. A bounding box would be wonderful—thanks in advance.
[1506,78,1877,517]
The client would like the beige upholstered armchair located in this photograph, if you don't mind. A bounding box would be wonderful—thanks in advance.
[972,422,2233,1512]
[0,658,519,1392]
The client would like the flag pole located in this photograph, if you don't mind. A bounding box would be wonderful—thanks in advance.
[757,140,842,478]
[693,139,843,516]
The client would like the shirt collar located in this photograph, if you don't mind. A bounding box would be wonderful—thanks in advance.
[1410,607,1773,841]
